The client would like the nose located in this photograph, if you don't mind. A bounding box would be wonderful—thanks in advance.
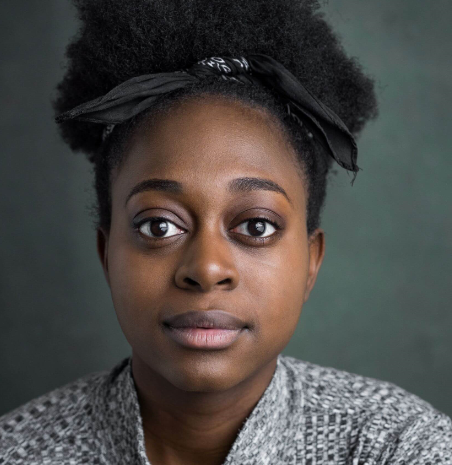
[174,226,239,292]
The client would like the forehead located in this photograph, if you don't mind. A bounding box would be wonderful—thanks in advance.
[112,96,307,212]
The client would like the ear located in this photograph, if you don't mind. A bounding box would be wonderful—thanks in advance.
[303,228,325,303]
[97,227,111,288]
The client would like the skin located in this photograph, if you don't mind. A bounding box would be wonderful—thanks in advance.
[97,95,325,465]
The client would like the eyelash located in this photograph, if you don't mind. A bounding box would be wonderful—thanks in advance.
[133,216,282,244]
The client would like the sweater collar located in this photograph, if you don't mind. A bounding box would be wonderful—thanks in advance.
[100,354,296,465]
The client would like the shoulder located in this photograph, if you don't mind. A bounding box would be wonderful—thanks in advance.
[0,358,129,464]
[279,354,436,414]
[279,354,452,463]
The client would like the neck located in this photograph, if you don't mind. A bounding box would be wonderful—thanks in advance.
[131,352,278,465]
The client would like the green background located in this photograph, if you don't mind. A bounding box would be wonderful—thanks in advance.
[1,0,451,417]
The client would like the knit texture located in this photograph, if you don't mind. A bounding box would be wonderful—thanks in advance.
[1,354,451,464]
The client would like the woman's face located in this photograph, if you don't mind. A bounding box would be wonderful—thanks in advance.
[98,95,325,392]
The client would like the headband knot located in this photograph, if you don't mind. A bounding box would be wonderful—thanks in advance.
[187,56,251,81]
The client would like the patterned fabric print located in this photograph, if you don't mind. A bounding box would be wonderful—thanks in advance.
[285,102,314,139]
[191,56,252,85]
[196,56,251,75]
[101,123,115,141]
[1,354,451,464]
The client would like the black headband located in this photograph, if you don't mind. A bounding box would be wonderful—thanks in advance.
[55,54,360,184]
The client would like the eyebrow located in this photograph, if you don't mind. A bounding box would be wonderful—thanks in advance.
[125,177,292,206]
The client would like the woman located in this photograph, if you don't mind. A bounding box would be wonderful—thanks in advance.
[1,0,451,463]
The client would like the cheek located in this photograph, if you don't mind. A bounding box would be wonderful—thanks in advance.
[243,237,309,348]
[107,239,170,339]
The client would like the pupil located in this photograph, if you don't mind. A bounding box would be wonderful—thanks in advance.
[151,220,168,237]
[248,219,265,236]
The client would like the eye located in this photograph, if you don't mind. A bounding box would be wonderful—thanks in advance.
[232,217,279,238]
[136,217,185,239]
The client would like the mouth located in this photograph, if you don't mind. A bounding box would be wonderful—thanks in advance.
[162,309,249,350]
[163,326,246,350]
[162,309,248,331]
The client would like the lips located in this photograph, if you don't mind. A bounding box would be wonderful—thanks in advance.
[163,309,247,330]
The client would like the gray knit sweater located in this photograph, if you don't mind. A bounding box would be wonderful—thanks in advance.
[1,354,451,464]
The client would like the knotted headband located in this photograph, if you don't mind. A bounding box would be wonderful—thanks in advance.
[55,54,360,184]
